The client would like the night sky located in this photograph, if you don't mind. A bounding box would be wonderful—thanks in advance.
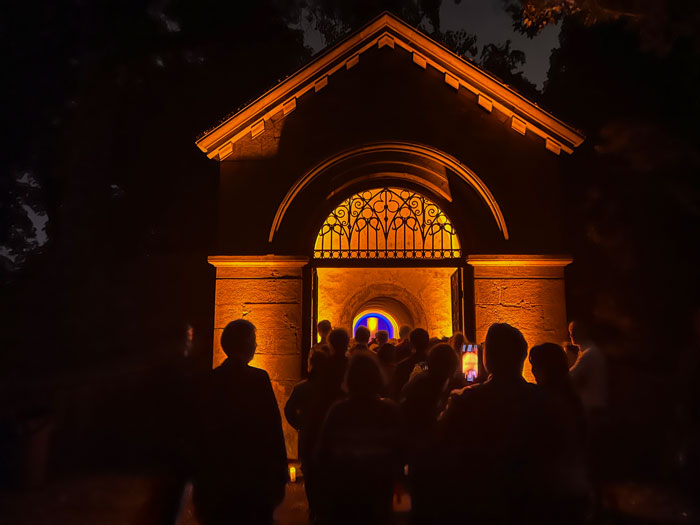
[296,0,560,88]
[440,0,559,88]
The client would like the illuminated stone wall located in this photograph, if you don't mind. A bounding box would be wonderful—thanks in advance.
[209,256,308,458]
[317,267,456,339]
[468,255,572,381]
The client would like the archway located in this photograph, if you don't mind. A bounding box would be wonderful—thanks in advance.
[351,296,416,338]
[311,186,469,354]
[269,142,510,244]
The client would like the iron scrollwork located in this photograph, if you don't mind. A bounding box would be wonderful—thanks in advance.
[314,187,462,259]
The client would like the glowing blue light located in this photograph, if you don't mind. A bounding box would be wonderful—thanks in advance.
[353,312,394,339]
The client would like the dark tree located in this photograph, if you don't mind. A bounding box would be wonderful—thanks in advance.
[479,40,539,100]
[1,0,310,368]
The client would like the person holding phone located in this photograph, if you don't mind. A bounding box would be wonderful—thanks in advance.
[450,332,477,387]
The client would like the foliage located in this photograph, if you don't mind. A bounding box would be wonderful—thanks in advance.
[539,16,700,354]
[502,0,700,54]
[0,171,47,273]
[441,29,478,58]
[479,40,539,100]
[283,0,478,57]
[1,0,310,366]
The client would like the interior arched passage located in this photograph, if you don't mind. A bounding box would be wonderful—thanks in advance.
[351,296,415,338]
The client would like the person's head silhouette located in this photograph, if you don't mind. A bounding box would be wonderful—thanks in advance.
[220,319,257,364]
[317,319,332,341]
[328,328,350,358]
[354,325,371,346]
[308,345,330,374]
[483,323,527,377]
[399,325,412,341]
[410,328,430,356]
[427,343,459,380]
[377,343,396,365]
[529,343,569,386]
[344,351,386,398]
[375,330,389,346]
[450,332,467,352]
[568,319,593,348]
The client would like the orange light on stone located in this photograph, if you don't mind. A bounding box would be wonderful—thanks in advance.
[289,466,297,483]
[208,255,308,460]
[467,255,573,383]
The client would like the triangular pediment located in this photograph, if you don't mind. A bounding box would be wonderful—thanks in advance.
[196,12,584,160]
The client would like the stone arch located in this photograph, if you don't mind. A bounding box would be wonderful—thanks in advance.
[268,141,510,243]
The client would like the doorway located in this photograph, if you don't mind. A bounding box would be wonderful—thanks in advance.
[316,266,458,339]
[303,186,473,369]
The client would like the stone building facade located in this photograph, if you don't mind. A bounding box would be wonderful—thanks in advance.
[197,12,584,457]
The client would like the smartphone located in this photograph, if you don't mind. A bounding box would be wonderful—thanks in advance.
[461,343,479,382]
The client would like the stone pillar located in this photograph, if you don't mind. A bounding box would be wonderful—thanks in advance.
[467,255,572,382]
[208,255,309,459]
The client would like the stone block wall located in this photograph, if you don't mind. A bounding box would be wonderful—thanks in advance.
[209,256,308,458]
[467,255,572,382]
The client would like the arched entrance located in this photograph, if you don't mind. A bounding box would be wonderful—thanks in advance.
[309,187,469,354]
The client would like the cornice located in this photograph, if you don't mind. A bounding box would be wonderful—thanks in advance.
[208,255,309,268]
[195,12,585,160]
[467,254,574,267]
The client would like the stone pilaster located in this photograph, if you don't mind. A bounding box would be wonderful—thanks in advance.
[208,255,309,459]
[467,255,572,381]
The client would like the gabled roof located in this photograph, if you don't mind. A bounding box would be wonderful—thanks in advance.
[196,12,585,160]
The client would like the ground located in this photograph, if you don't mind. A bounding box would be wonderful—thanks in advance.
[0,472,696,524]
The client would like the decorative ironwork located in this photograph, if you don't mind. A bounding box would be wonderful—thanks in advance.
[314,187,461,259]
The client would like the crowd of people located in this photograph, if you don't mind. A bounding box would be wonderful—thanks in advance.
[190,317,609,524]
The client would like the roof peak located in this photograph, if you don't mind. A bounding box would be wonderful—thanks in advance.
[196,12,584,159]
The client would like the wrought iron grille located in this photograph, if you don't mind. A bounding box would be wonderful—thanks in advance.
[314,187,462,259]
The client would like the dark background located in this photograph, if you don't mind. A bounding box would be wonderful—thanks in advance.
[2,0,699,487]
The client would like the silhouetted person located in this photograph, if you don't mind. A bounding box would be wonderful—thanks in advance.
[285,347,342,521]
[326,328,350,392]
[350,325,371,353]
[401,344,459,424]
[531,343,586,433]
[395,325,413,360]
[530,343,590,521]
[191,319,287,525]
[449,331,467,355]
[400,344,459,524]
[564,341,581,369]
[437,323,557,523]
[315,351,403,524]
[313,320,332,349]
[377,342,397,387]
[448,332,470,389]
[569,320,608,419]
[391,328,430,400]
[370,329,389,351]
